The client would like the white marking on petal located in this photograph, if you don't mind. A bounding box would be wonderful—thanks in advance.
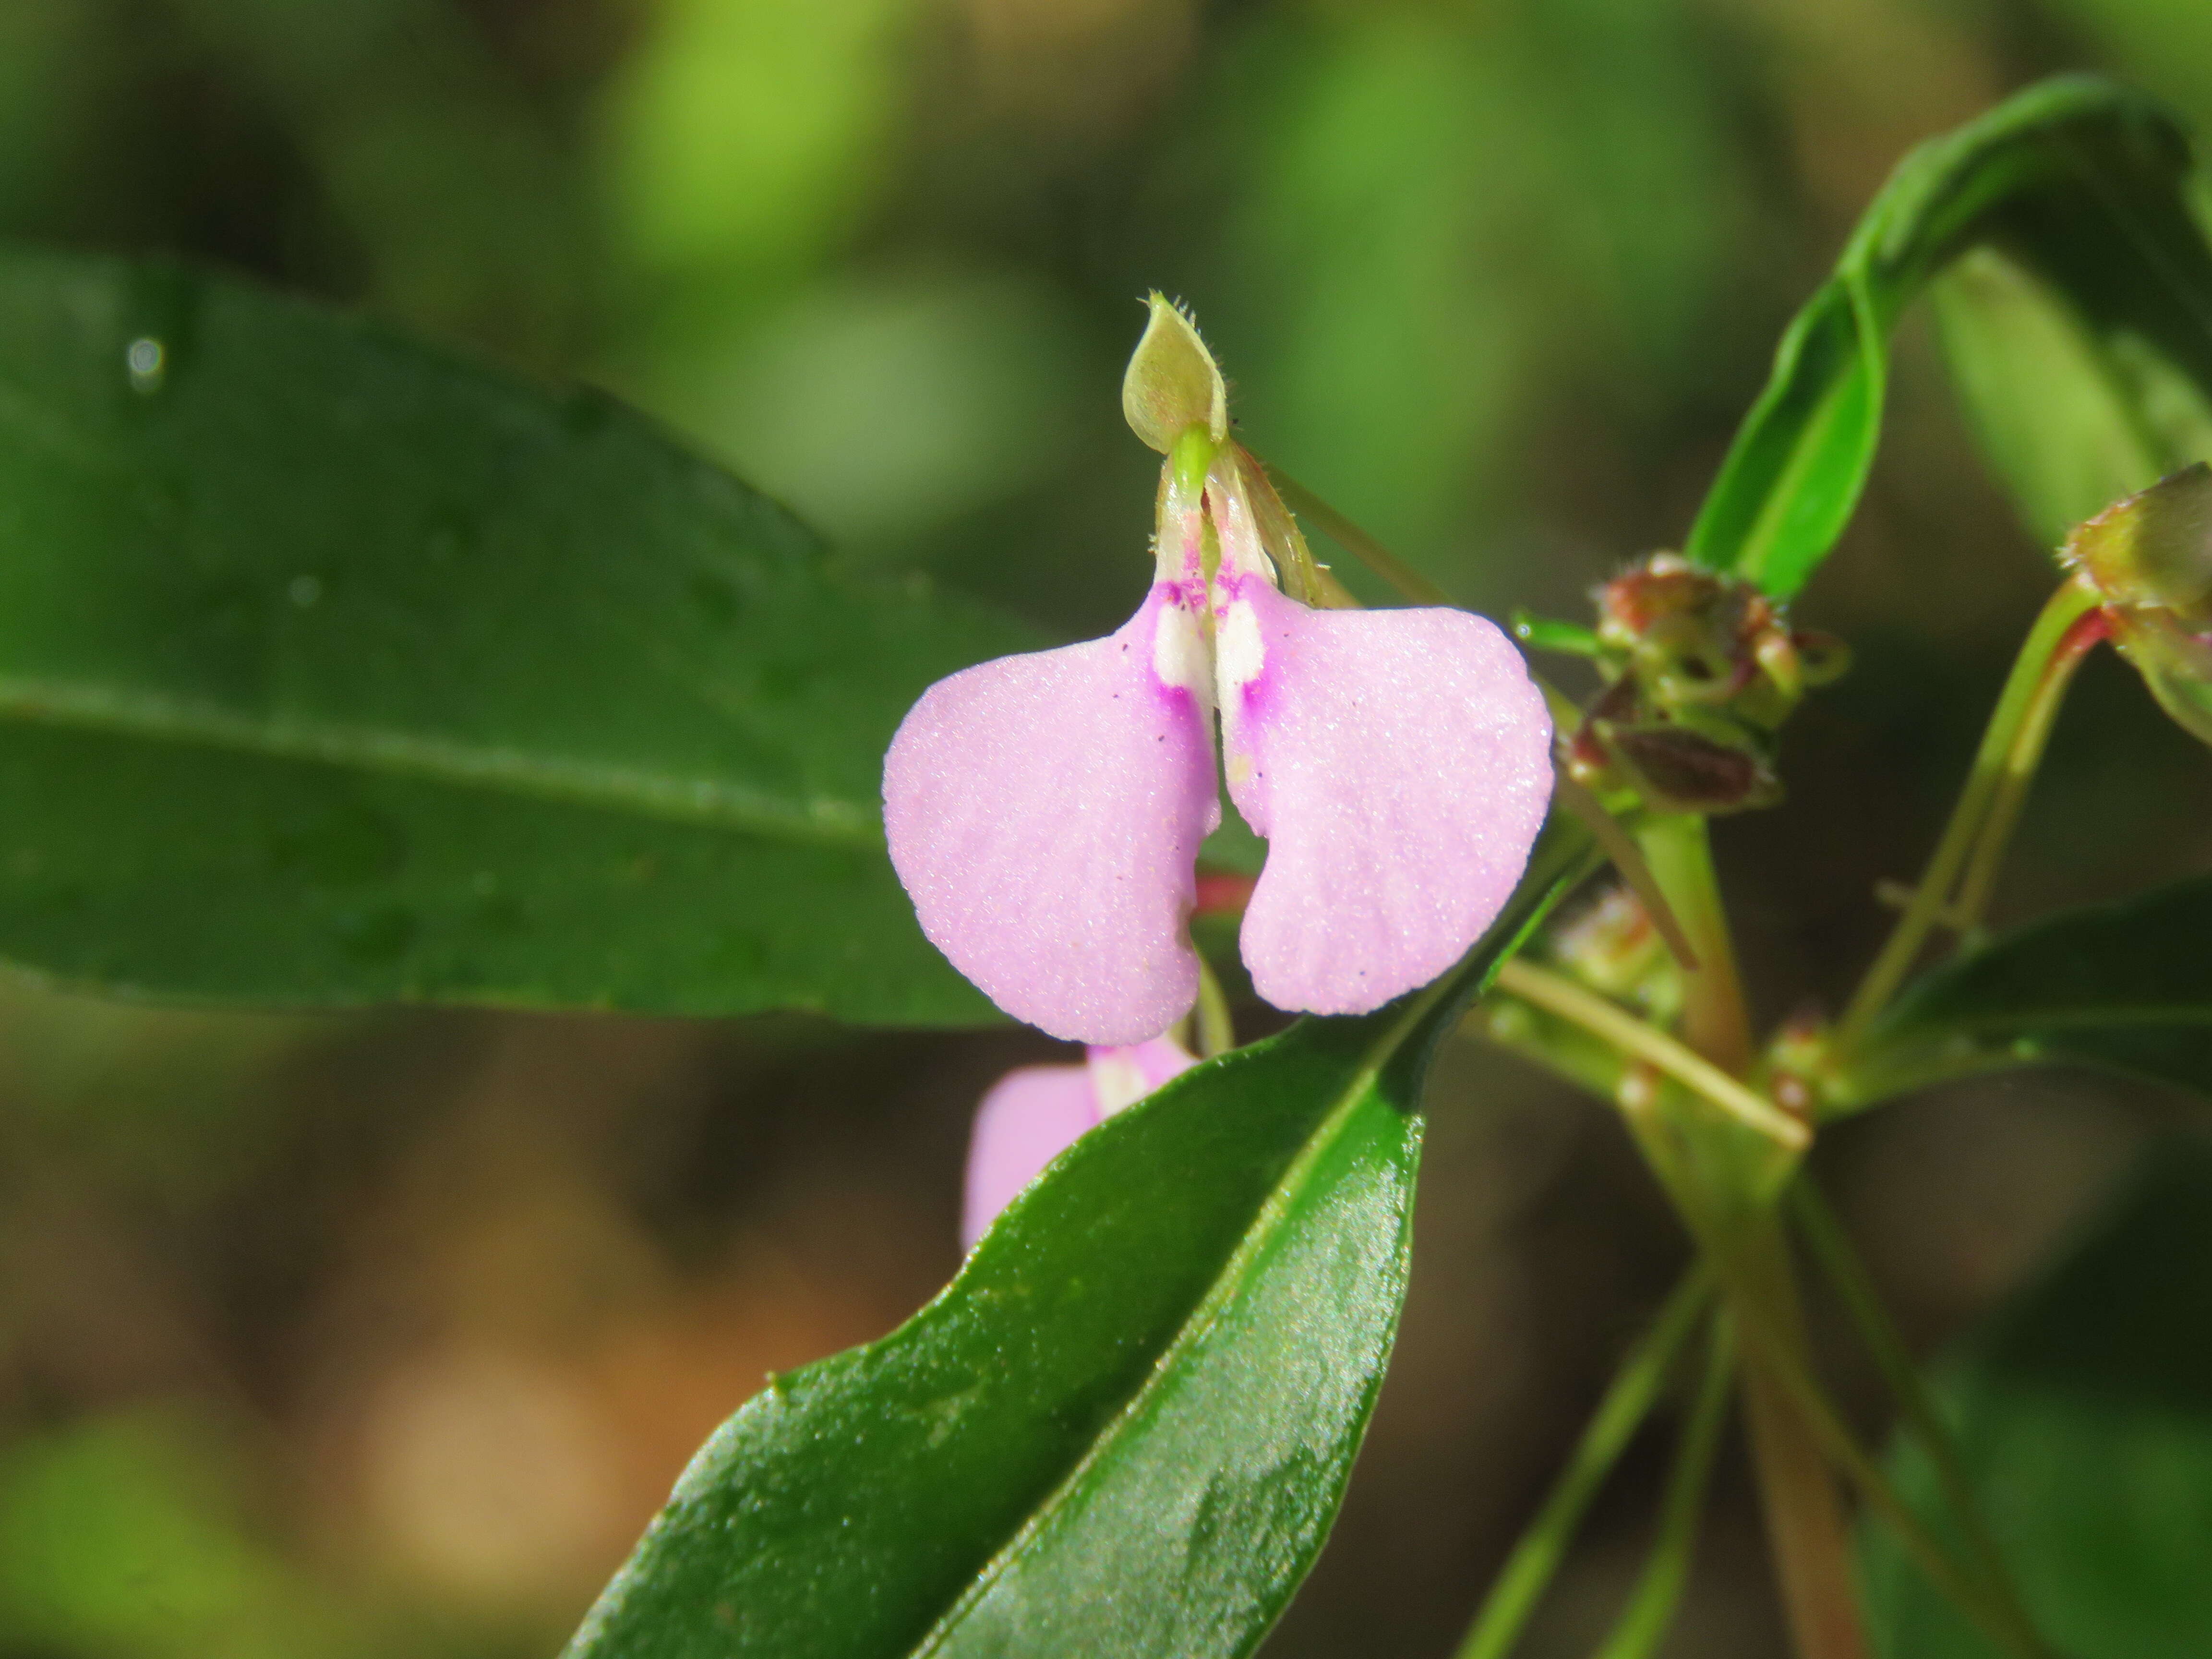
[1203,463,1279,587]
[1214,592,1266,696]
[1087,1049,1149,1116]
[1086,1036,1199,1118]
[1152,593,1214,701]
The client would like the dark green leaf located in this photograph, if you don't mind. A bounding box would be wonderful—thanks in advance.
[1862,1139,2212,1658]
[562,833,1589,1659]
[0,246,1040,1021]
[1839,874,2212,1108]
[1687,76,2212,599]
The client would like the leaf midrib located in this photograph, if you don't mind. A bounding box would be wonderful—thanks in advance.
[0,673,884,849]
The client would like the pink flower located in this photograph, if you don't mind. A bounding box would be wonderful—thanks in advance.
[884,300,1554,1045]
[961,1037,1198,1250]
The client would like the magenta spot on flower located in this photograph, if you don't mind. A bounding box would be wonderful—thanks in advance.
[884,585,1220,1044]
[1220,583,1553,1015]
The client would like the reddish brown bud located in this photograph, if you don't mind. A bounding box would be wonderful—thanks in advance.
[1569,553,1828,815]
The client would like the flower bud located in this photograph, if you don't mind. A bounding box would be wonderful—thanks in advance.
[1567,553,1832,814]
[2064,462,2212,620]
[1550,884,1682,1022]
[2063,465,2212,746]
[1591,721,1782,813]
[2110,614,2212,745]
[1121,293,1228,454]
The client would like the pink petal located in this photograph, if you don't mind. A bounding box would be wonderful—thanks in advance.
[884,587,1220,1044]
[960,1063,1099,1251]
[959,1036,1199,1250]
[1217,579,1554,1015]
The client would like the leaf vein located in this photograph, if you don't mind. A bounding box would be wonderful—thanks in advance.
[0,674,884,849]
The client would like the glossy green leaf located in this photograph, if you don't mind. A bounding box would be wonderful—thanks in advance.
[1837,874,2212,1108]
[1862,1140,2212,1658]
[563,833,1589,1659]
[0,245,1040,1021]
[1687,76,2212,599]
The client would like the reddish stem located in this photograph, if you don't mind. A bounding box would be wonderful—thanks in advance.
[1193,871,1257,916]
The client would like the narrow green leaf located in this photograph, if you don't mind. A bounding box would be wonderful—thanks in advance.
[1452,1270,1711,1659]
[563,833,1589,1659]
[1687,76,2212,598]
[1838,874,2212,1108]
[1862,1140,2212,1658]
[1591,1313,1735,1659]
[0,246,1041,1021]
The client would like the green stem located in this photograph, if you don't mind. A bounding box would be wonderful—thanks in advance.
[1604,1085,1866,1659]
[1628,819,1863,1659]
[1593,1313,1738,1659]
[1722,1219,1874,1659]
[1833,580,2100,1055]
[1453,1271,1714,1659]
[1192,953,1235,1058]
[1787,1180,2045,1648]
[1465,990,1632,1104]
[1727,1286,2052,1659]
[1635,817,1753,1076]
[1512,612,1604,657]
[1491,960,1805,1150]
[1477,884,2042,1657]
[1945,606,2110,939]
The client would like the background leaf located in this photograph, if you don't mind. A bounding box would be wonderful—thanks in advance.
[0,1408,372,1659]
[1837,874,2212,1108]
[1686,75,2212,599]
[1932,246,2212,550]
[560,834,1588,1659]
[1861,1138,2212,1659]
[0,245,1040,1022]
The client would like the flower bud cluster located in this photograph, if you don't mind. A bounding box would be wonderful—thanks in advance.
[1565,554,1847,814]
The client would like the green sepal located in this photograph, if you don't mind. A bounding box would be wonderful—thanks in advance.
[1121,293,1229,455]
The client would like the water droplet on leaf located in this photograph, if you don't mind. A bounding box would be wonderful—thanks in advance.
[125,336,166,394]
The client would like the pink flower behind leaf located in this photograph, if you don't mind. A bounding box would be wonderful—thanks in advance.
[961,1037,1198,1250]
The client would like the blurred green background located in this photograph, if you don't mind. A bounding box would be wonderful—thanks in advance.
[2,1,2211,1655]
